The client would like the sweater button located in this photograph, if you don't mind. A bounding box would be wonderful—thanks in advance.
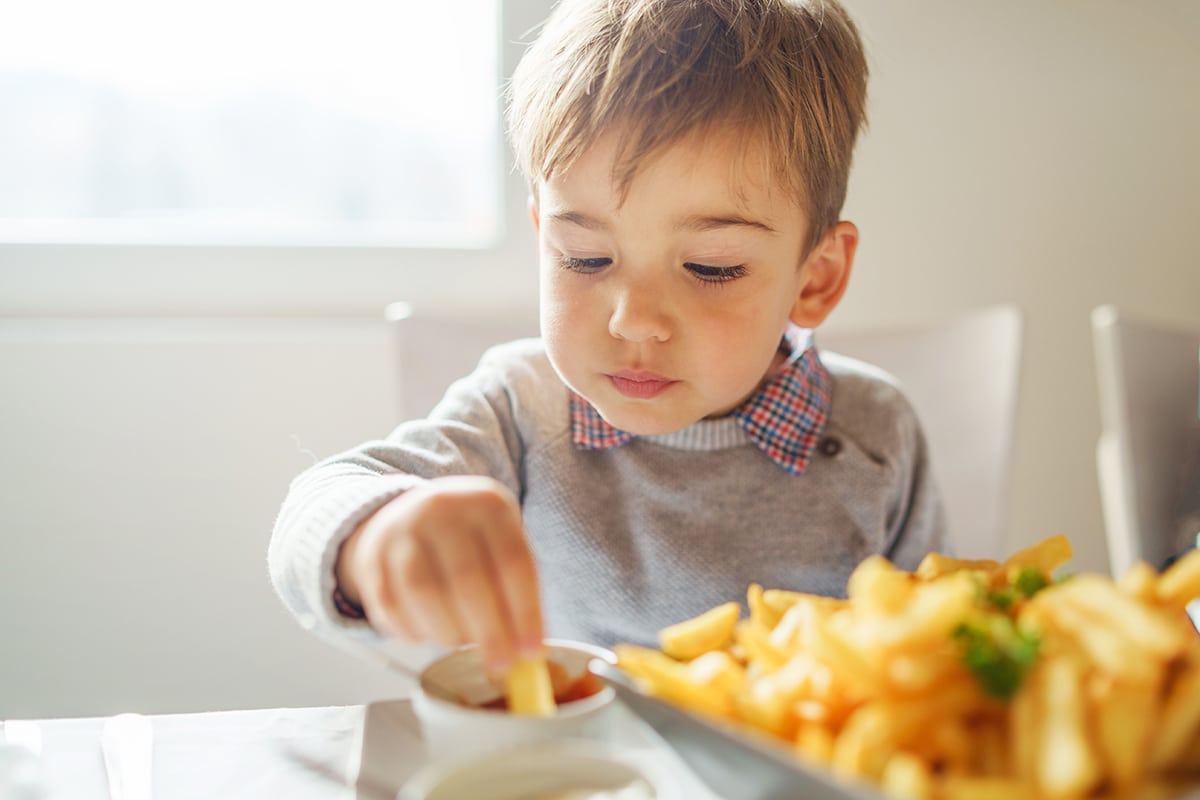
[819,436,842,457]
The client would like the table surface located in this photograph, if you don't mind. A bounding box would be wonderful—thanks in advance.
[12,699,1200,800]
[1,697,722,800]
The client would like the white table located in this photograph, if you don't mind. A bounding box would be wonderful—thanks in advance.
[2,705,366,800]
[2,699,720,800]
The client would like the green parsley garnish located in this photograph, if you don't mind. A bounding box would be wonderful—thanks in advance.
[985,587,1015,611]
[1013,567,1050,598]
[953,615,1040,700]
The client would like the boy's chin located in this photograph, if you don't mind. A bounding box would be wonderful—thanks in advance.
[591,402,704,437]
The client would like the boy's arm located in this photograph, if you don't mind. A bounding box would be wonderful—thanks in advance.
[267,343,540,645]
[269,461,417,640]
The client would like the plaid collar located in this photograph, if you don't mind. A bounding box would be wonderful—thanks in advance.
[570,328,832,475]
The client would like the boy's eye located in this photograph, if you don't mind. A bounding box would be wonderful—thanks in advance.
[684,262,748,284]
[558,256,611,274]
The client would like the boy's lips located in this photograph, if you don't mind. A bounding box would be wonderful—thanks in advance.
[607,369,677,399]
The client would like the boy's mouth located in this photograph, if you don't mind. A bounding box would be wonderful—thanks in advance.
[607,370,677,399]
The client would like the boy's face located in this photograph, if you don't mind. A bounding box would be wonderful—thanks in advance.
[532,128,849,436]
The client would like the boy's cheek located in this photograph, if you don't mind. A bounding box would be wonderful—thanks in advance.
[539,289,591,333]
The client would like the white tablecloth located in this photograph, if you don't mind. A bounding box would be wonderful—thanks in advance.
[3,704,377,800]
[2,699,719,800]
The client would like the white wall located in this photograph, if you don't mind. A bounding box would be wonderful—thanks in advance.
[2,0,1199,716]
[0,320,418,718]
[839,1,1200,572]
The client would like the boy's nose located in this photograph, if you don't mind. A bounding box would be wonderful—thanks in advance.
[608,285,671,343]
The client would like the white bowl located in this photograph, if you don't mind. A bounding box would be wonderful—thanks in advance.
[399,740,679,800]
[412,639,619,761]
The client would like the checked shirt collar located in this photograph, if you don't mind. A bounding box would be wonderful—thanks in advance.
[569,327,832,476]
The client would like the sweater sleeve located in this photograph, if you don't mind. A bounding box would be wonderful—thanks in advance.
[267,341,537,649]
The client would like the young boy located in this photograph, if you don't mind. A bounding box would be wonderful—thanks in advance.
[269,0,945,675]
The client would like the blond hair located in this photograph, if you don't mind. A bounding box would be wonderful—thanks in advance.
[506,0,869,250]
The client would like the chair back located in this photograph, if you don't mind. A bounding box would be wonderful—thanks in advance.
[818,305,1024,560]
[388,302,538,419]
[1092,305,1200,575]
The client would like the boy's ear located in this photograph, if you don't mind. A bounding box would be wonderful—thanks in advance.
[789,221,858,328]
[528,196,540,232]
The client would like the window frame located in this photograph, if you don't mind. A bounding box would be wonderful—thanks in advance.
[0,0,554,319]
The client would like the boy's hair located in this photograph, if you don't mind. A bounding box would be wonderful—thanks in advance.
[506,0,869,251]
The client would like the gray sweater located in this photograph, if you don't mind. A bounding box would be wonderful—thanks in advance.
[269,338,945,650]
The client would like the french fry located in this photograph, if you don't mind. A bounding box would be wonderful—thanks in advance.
[761,588,804,614]
[847,555,915,614]
[831,701,895,780]
[614,644,733,718]
[747,582,784,630]
[1000,533,1073,578]
[1088,672,1159,787]
[759,652,831,703]
[762,588,843,618]
[865,571,978,652]
[898,684,991,771]
[1052,576,1190,661]
[735,617,789,672]
[768,600,809,650]
[808,612,879,698]
[658,600,740,660]
[938,777,1028,800]
[736,678,797,738]
[880,751,932,800]
[769,593,837,651]
[795,721,836,765]
[1117,560,1159,603]
[504,655,556,717]
[925,715,973,773]
[1172,729,1200,774]
[1032,595,1164,683]
[685,649,745,694]
[1094,778,1199,800]
[1009,656,1040,784]
[1158,548,1200,610]
[972,718,1010,778]
[883,647,964,695]
[1033,657,1100,800]
[1149,654,1200,771]
[915,551,999,581]
[846,697,954,773]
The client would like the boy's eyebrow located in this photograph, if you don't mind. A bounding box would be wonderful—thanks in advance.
[547,211,608,230]
[675,213,778,234]
[546,210,777,234]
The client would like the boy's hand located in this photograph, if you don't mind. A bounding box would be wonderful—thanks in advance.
[336,475,544,672]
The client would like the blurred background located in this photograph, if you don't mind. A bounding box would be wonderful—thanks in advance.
[2,0,1198,718]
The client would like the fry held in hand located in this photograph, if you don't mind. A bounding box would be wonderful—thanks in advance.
[616,537,1200,800]
[504,655,556,717]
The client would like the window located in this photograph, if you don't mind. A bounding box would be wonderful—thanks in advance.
[0,0,502,247]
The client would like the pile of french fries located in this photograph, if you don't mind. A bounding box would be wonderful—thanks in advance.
[615,535,1200,800]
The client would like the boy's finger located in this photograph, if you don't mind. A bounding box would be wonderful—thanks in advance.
[428,526,517,672]
[488,518,544,657]
[353,512,424,642]
[366,565,420,641]
[387,535,468,648]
